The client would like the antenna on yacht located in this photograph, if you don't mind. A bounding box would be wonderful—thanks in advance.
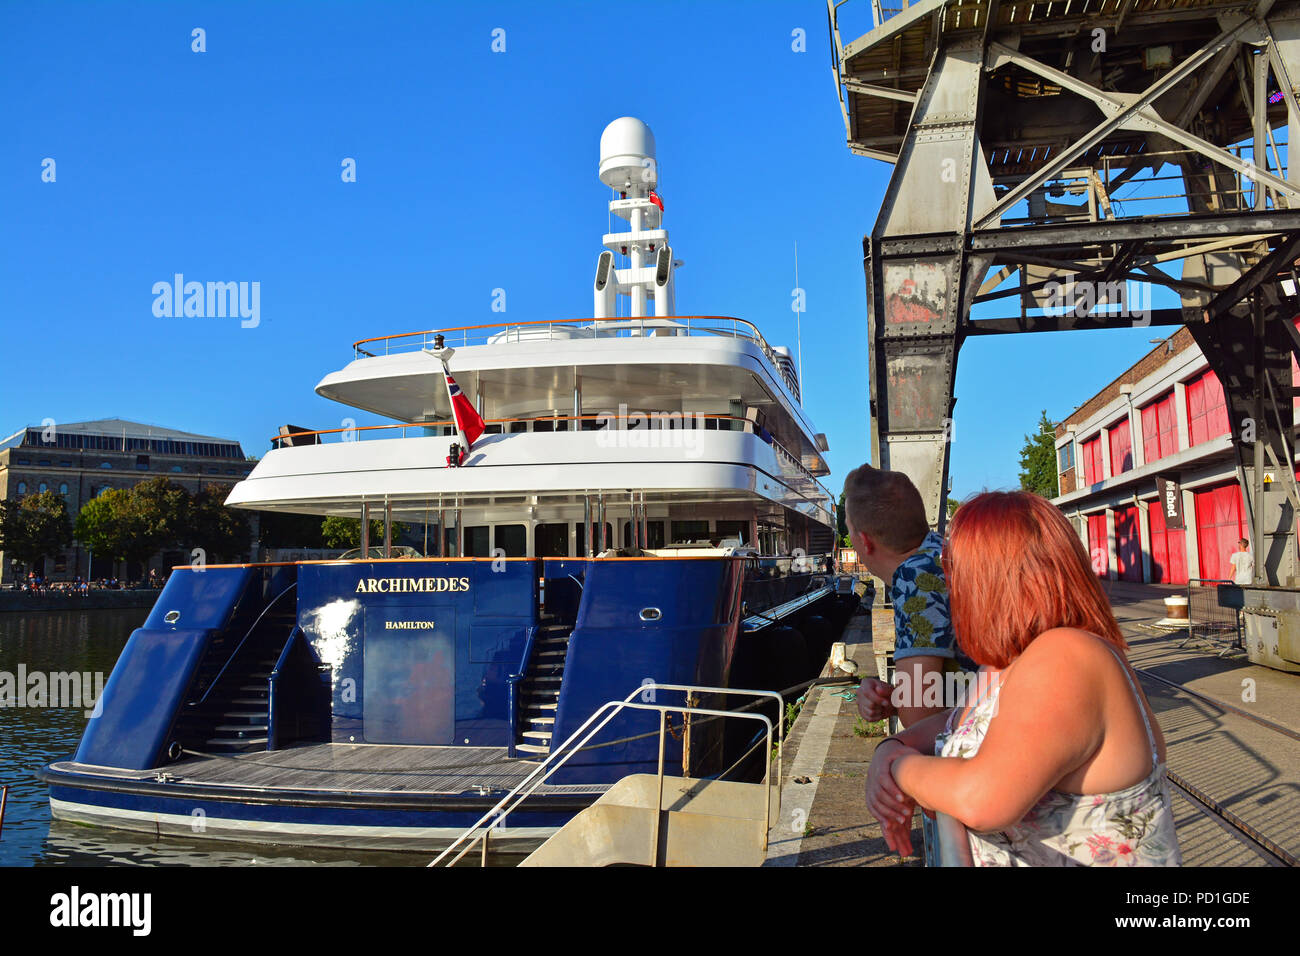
[594,118,674,321]
[794,241,803,389]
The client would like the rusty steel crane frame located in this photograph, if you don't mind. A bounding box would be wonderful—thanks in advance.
[830,0,1300,586]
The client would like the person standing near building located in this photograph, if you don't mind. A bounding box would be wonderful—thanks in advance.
[1229,538,1254,585]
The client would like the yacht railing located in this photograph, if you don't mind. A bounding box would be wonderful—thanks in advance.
[429,682,784,867]
[352,316,782,368]
[269,414,833,500]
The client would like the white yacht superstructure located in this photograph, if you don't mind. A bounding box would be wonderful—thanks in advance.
[226,118,835,560]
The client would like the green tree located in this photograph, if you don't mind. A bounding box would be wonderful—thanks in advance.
[1018,410,1060,498]
[321,516,408,551]
[74,488,141,575]
[187,483,251,563]
[0,491,73,572]
[947,497,960,517]
[116,477,192,569]
[322,516,384,550]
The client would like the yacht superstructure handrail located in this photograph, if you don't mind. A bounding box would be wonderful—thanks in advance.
[429,682,784,867]
[269,413,833,498]
[352,315,781,367]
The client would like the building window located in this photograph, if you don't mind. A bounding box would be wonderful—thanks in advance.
[1081,434,1104,485]
[1141,391,1179,464]
[1057,442,1074,474]
[100,462,113,469]
[59,483,69,495]
[171,466,183,473]
[1107,417,1133,475]
[1186,368,1230,446]
[59,460,72,467]
[16,482,26,495]
[38,482,48,493]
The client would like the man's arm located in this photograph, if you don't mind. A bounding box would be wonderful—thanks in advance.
[893,654,949,727]
[857,654,952,727]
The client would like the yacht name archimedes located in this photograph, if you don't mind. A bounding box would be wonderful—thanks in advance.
[355,576,471,594]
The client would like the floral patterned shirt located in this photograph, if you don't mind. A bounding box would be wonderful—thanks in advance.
[891,530,975,671]
[934,648,1182,867]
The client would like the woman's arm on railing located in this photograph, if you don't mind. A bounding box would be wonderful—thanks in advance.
[891,628,1106,832]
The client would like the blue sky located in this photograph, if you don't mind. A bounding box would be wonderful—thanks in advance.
[0,1,1174,499]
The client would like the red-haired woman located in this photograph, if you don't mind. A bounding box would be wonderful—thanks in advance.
[865,491,1181,866]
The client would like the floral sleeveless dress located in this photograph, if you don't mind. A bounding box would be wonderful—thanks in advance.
[934,646,1182,867]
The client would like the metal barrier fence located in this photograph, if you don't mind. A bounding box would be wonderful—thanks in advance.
[1187,578,1243,651]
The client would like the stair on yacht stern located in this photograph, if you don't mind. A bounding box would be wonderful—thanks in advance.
[516,623,574,758]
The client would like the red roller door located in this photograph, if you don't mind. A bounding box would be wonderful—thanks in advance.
[1193,482,1246,581]
[1147,500,1187,584]
[1186,369,1230,447]
[1108,419,1134,475]
[1140,391,1178,464]
[1087,513,1109,579]
[1114,505,1142,582]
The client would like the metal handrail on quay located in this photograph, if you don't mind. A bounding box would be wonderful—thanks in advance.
[430,683,785,867]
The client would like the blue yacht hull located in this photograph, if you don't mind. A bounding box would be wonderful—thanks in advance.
[43,557,855,852]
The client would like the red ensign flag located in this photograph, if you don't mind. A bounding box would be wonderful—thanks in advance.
[445,373,485,447]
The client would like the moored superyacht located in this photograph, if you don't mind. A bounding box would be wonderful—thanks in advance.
[44,118,857,853]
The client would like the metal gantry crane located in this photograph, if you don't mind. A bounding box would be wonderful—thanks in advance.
[829,0,1300,605]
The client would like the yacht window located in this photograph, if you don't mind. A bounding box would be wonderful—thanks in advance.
[576,522,614,556]
[533,419,553,433]
[535,523,570,557]
[715,520,748,545]
[463,526,490,557]
[493,524,527,557]
[622,520,666,549]
[443,527,459,557]
[671,520,710,543]
[509,421,528,434]
[484,424,503,435]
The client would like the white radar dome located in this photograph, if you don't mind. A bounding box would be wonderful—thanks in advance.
[599,117,657,190]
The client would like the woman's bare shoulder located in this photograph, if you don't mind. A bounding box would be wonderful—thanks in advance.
[1010,627,1122,679]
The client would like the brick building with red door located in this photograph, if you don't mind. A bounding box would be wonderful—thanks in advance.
[1051,326,1269,585]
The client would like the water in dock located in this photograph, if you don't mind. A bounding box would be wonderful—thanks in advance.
[0,609,434,867]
